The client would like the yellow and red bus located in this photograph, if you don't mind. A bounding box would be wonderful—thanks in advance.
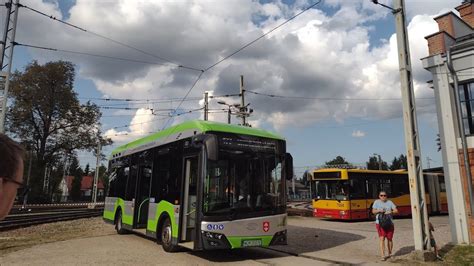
[310,168,447,220]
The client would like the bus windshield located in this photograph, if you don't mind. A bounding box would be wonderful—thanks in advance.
[314,180,350,201]
[204,149,284,218]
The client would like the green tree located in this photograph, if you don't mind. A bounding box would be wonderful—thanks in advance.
[84,163,90,176]
[6,61,112,201]
[69,157,83,201]
[389,154,407,170]
[325,156,350,166]
[366,155,388,170]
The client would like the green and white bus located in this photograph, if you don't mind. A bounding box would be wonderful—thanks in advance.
[103,120,293,252]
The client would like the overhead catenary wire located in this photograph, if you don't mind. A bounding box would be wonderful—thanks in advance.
[203,0,323,72]
[105,106,205,132]
[17,3,203,72]
[245,89,435,101]
[161,72,204,130]
[163,1,323,129]
[80,96,201,102]
[14,42,176,67]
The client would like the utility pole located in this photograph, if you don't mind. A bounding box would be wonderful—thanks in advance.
[203,91,209,121]
[378,154,382,170]
[92,141,101,203]
[22,148,33,209]
[393,0,431,253]
[226,106,231,124]
[239,75,246,126]
[0,0,19,133]
[426,157,432,169]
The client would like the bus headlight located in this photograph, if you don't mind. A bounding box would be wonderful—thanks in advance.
[201,231,231,249]
[204,231,223,239]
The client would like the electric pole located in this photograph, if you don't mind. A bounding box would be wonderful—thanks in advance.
[226,106,231,124]
[92,141,101,203]
[426,157,432,169]
[203,91,209,121]
[239,75,245,126]
[22,148,33,209]
[0,0,19,133]
[378,154,382,170]
[393,0,431,253]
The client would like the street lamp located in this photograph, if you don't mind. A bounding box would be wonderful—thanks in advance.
[217,101,238,124]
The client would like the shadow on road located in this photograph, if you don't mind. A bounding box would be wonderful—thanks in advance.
[193,225,365,263]
[393,245,414,256]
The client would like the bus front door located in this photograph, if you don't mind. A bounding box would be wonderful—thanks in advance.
[181,157,198,243]
[134,164,152,228]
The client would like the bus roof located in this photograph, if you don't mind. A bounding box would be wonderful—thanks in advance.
[110,120,284,157]
[313,168,408,174]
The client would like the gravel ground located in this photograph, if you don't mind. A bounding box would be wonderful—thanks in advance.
[0,215,451,265]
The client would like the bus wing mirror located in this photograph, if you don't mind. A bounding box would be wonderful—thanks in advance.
[205,135,218,161]
[192,134,218,161]
[285,153,293,180]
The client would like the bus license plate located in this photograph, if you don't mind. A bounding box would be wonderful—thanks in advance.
[242,239,262,247]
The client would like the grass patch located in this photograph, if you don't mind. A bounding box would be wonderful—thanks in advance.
[442,245,474,265]
[0,217,115,255]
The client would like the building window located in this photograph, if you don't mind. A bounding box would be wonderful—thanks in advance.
[459,82,474,135]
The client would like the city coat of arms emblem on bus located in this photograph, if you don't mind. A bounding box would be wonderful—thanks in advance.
[263,221,270,232]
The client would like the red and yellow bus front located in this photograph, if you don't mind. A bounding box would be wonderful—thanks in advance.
[312,198,352,219]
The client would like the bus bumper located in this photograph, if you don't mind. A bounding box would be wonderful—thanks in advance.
[201,230,287,250]
[200,213,288,250]
[313,208,351,219]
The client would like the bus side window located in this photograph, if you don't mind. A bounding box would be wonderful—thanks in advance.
[125,156,138,201]
[439,175,446,192]
[349,178,366,199]
[107,168,117,197]
[115,164,129,199]
[152,153,171,202]
[391,176,409,197]
[367,178,379,199]
[379,177,392,196]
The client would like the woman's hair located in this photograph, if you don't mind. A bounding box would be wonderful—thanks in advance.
[0,134,25,180]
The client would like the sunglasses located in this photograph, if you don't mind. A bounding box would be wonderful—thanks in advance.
[2,177,30,198]
[379,194,387,197]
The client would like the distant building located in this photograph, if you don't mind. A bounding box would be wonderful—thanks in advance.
[59,176,105,202]
[422,0,474,244]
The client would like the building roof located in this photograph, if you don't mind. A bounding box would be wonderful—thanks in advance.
[111,120,284,157]
[66,175,105,191]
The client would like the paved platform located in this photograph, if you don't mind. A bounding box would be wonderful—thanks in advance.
[0,215,450,265]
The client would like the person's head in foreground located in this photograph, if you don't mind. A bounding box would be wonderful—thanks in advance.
[0,134,25,220]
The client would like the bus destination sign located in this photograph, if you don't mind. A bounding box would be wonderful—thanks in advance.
[219,136,277,152]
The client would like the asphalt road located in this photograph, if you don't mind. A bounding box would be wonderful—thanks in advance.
[0,215,450,265]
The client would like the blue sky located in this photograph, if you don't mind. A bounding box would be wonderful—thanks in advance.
[4,0,458,174]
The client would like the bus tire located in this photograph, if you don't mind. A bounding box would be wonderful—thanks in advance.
[115,209,127,235]
[161,217,178,252]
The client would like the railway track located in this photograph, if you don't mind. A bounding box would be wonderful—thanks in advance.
[1,208,104,231]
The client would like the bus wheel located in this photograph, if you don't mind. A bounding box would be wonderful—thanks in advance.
[115,210,127,235]
[161,217,178,252]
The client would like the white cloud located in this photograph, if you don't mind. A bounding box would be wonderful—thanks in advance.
[352,130,366,138]
[104,108,159,143]
[15,0,450,134]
